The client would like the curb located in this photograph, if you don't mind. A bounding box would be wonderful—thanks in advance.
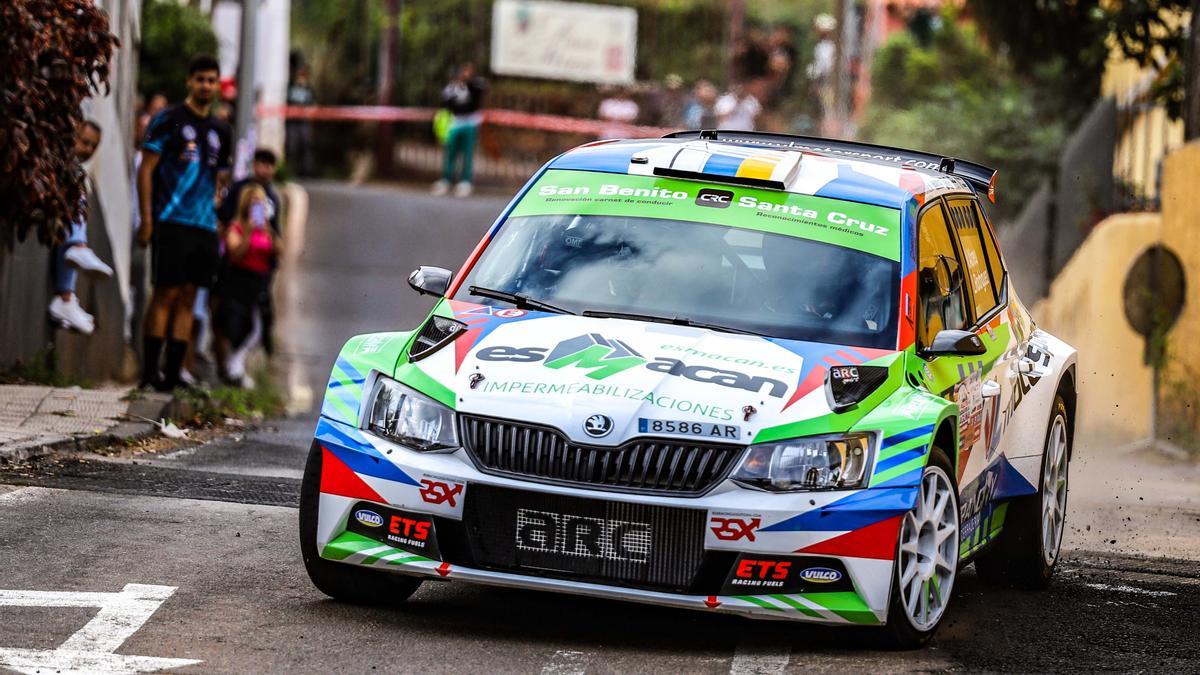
[0,391,174,465]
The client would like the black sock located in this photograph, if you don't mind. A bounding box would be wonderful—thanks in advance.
[162,339,189,390]
[142,336,164,387]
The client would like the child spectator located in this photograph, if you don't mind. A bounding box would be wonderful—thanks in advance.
[213,184,277,386]
[49,120,114,334]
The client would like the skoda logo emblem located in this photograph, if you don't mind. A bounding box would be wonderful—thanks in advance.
[583,414,614,438]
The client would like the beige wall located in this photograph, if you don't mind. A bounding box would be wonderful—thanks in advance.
[1158,142,1200,447]
[1032,213,1163,449]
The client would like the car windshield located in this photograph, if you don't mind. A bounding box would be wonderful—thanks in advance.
[456,214,899,349]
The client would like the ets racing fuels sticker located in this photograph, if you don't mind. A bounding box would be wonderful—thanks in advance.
[720,555,853,595]
[346,501,441,559]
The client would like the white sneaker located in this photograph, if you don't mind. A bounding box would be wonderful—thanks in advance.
[431,179,450,196]
[49,296,95,335]
[454,181,473,197]
[65,246,113,277]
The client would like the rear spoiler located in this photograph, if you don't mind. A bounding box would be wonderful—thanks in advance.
[664,129,998,203]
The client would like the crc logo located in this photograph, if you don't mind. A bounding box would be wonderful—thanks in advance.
[516,509,651,562]
[354,509,383,528]
[696,188,734,208]
[583,414,614,438]
[799,567,842,583]
[710,516,761,542]
[419,479,464,507]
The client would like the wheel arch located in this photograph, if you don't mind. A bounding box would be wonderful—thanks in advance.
[1055,365,1077,457]
[930,415,960,481]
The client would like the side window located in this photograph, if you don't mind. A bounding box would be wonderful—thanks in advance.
[917,201,969,347]
[947,199,999,320]
[974,202,1006,294]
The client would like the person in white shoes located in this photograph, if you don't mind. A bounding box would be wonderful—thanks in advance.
[432,63,486,197]
[48,120,114,335]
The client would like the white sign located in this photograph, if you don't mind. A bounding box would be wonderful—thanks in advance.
[0,583,201,674]
[491,0,638,85]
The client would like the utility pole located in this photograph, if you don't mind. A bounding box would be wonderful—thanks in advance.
[725,0,745,85]
[235,0,259,177]
[376,0,401,177]
[1186,0,1200,140]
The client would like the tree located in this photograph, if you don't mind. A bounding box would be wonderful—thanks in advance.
[0,0,118,249]
[139,0,219,102]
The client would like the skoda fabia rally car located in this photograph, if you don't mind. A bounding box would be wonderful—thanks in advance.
[299,130,1078,647]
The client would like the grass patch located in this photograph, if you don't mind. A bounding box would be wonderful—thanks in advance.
[0,349,91,388]
[177,366,286,426]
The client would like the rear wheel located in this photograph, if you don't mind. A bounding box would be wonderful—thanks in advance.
[299,440,423,605]
[882,447,959,649]
[975,395,1071,589]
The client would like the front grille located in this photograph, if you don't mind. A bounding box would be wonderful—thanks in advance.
[462,484,707,592]
[459,415,744,495]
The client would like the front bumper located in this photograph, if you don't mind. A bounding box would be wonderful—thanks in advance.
[313,416,915,626]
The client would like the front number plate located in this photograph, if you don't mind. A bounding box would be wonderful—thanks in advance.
[638,418,741,440]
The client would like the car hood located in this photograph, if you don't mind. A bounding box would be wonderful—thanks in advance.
[409,301,897,446]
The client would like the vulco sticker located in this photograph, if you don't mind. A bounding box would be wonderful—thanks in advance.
[799,567,842,583]
[354,509,384,528]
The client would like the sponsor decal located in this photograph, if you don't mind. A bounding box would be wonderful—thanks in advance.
[354,509,383,528]
[709,516,761,542]
[477,379,737,421]
[657,343,798,375]
[494,308,528,318]
[959,465,1000,544]
[638,418,740,439]
[346,501,441,558]
[419,479,464,507]
[583,413,614,438]
[181,125,197,141]
[515,509,650,562]
[356,334,394,355]
[696,188,734,208]
[721,555,852,595]
[477,333,790,398]
[799,566,842,583]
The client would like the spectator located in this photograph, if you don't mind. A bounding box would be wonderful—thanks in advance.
[768,25,799,101]
[49,120,114,334]
[136,55,233,391]
[597,86,640,139]
[286,65,316,177]
[732,28,771,82]
[218,147,282,355]
[655,74,687,128]
[715,85,762,131]
[213,184,277,386]
[682,79,719,129]
[432,63,487,198]
[808,14,838,128]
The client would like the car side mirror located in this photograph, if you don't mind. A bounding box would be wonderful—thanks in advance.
[408,266,453,297]
[922,329,986,357]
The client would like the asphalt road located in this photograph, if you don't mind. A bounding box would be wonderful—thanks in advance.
[1,183,1197,674]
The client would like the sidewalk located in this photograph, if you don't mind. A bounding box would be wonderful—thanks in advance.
[0,385,172,463]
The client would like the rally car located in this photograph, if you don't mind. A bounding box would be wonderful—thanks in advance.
[299,130,1077,648]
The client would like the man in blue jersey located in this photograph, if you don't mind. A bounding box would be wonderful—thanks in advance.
[136,55,233,390]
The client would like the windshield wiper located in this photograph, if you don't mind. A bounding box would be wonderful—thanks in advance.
[467,286,575,315]
[581,309,765,336]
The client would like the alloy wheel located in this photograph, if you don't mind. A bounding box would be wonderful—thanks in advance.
[1041,413,1069,566]
[897,466,959,632]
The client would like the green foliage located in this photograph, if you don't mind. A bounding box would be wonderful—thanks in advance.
[860,17,1068,220]
[139,0,219,102]
[0,0,117,249]
[176,367,286,426]
[0,348,91,388]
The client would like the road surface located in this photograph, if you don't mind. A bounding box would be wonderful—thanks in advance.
[1,182,1197,673]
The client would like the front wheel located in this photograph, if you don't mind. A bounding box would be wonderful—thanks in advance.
[975,395,1071,589]
[299,440,423,605]
[882,447,959,649]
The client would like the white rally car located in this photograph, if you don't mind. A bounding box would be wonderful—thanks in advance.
[299,131,1077,647]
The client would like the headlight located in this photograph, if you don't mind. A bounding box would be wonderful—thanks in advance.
[730,433,874,491]
[366,377,458,451]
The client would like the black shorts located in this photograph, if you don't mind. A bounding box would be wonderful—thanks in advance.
[152,221,219,288]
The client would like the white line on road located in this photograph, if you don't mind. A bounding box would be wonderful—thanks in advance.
[730,640,791,675]
[1084,582,1177,597]
[0,583,201,674]
[541,649,591,675]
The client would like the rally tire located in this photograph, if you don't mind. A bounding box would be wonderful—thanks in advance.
[881,446,959,650]
[975,395,1071,590]
[299,440,423,605]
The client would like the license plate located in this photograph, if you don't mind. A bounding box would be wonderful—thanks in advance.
[346,501,441,559]
[638,418,741,440]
